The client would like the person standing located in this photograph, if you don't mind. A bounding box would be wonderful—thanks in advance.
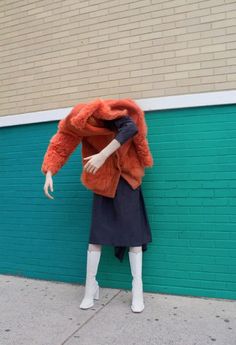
[41,98,154,313]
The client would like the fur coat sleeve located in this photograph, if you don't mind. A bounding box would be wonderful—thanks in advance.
[41,117,82,176]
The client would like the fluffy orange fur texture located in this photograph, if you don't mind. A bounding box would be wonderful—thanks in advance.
[41,97,154,197]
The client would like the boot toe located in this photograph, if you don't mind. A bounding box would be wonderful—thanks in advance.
[80,298,94,309]
[131,302,145,313]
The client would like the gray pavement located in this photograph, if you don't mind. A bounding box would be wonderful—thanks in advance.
[0,274,235,345]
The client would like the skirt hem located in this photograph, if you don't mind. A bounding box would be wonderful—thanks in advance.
[88,240,152,247]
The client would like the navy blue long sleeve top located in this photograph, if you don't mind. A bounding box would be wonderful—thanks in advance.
[103,115,138,145]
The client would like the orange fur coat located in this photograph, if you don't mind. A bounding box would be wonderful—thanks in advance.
[41,97,154,198]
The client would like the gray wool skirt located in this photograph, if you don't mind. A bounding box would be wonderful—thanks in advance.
[89,175,152,262]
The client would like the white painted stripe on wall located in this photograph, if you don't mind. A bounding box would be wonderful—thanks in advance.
[0,90,235,128]
[140,90,236,111]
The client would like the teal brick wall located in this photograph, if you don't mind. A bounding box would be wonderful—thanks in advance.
[0,103,236,300]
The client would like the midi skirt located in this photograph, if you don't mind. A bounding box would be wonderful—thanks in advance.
[89,175,152,262]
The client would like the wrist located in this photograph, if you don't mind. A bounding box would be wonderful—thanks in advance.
[100,150,109,159]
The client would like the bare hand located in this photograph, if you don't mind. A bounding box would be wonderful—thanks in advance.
[43,171,54,199]
[83,152,107,174]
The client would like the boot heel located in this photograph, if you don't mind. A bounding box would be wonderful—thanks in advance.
[94,285,99,300]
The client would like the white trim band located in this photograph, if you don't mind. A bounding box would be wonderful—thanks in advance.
[0,90,235,128]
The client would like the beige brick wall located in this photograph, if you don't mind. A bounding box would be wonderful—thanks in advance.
[1,0,236,116]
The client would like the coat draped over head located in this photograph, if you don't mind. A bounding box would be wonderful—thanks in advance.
[41,97,154,198]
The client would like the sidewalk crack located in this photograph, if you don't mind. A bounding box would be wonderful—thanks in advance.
[60,289,122,345]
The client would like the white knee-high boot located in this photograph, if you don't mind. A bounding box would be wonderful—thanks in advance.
[128,251,145,313]
[80,250,101,309]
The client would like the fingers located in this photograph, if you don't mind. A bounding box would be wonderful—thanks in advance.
[49,180,53,192]
[44,180,54,200]
[91,166,98,174]
[44,185,54,199]
[84,158,98,174]
[83,154,105,174]
[47,192,54,200]
[84,157,94,172]
[85,163,97,174]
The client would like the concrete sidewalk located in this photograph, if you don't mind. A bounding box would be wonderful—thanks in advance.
[1,274,235,345]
